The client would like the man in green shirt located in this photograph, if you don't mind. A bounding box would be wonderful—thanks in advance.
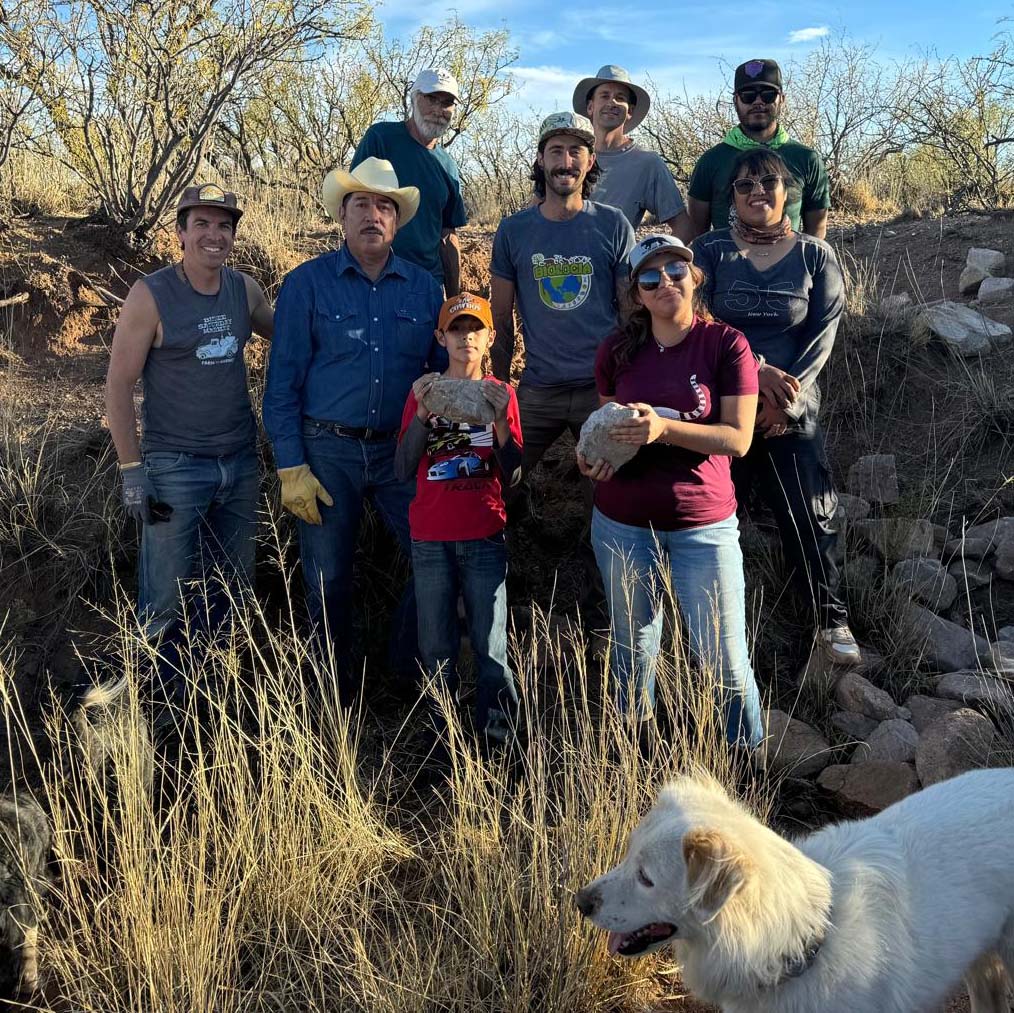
[687,59,830,239]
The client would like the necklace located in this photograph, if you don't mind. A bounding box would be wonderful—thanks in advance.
[655,338,667,353]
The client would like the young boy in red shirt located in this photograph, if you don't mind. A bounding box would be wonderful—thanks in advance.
[395,293,522,747]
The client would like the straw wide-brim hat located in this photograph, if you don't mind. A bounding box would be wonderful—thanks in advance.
[322,157,420,226]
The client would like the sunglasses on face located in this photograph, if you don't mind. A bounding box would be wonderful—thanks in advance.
[737,86,780,105]
[636,260,689,290]
[732,173,784,195]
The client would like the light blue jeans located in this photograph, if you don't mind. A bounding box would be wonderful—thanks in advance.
[591,509,764,748]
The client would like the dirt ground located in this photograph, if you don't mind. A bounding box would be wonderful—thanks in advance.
[3,207,1013,1013]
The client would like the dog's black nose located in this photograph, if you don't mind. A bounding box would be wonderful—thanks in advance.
[575,887,600,918]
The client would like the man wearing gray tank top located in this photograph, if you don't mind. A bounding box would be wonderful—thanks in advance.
[105,185,274,706]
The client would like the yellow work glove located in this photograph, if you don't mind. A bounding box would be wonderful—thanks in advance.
[277,464,334,526]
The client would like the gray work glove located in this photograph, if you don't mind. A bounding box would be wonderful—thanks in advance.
[120,463,157,524]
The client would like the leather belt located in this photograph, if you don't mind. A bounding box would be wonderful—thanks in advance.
[305,417,398,441]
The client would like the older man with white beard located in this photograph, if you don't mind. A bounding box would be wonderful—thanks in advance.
[352,68,467,296]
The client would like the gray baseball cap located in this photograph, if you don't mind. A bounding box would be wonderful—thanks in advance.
[572,65,651,130]
[537,111,595,150]
[628,234,694,275]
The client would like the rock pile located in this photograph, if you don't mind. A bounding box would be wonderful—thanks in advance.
[760,447,1014,815]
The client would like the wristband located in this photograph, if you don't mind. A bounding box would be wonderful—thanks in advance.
[119,461,142,471]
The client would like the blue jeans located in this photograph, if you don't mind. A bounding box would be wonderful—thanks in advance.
[139,447,259,690]
[591,509,764,748]
[298,423,415,694]
[411,532,518,736]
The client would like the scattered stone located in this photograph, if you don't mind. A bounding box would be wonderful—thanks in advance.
[943,536,994,561]
[931,523,950,549]
[834,492,871,524]
[851,718,919,765]
[993,539,1014,581]
[967,247,1006,275]
[880,292,912,316]
[935,671,1014,716]
[847,454,899,505]
[901,602,990,671]
[914,707,996,787]
[977,276,1014,305]
[903,694,964,733]
[914,302,1012,356]
[818,760,920,814]
[948,557,993,590]
[962,517,1014,544]
[576,402,640,471]
[958,266,988,296]
[425,378,496,426]
[890,558,957,611]
[834,671,909,722]
[855,518,935,563]
[986,641,1014,678]
[998,626,1014,643]
[758,710,832,778]
[831,711,879,739]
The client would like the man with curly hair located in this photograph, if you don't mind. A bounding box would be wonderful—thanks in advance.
[490,113,634,483]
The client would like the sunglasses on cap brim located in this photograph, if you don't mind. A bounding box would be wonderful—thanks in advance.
[636,260,690,290]
[737,86,780,104]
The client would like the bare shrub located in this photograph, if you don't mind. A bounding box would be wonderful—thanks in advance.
[31,0,371,242]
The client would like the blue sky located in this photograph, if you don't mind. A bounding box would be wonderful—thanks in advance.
[376,0,1008,112]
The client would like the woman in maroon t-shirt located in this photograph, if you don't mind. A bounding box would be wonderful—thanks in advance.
[576,234,764,749]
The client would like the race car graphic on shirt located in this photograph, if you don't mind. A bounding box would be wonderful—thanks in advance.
[426,452,492,482]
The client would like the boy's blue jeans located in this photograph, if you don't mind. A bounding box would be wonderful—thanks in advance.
[591,509,764,749]
[411,531,518,736]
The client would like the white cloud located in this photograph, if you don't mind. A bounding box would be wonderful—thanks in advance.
[788,25,829,43]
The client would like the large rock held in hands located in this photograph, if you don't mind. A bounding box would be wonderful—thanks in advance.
[426,378,496,426]
[577,402,640,471]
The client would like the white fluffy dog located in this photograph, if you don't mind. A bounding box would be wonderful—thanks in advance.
[577,769,1014,1012]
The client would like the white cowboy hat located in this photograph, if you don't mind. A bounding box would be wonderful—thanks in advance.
[322,157,420,226]
[572,65,651,131]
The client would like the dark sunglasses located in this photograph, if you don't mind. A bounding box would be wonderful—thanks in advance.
[737,86,780,105]
[636,260,689,290]
[732,173,784,195]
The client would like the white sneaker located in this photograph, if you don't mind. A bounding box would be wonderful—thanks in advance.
[818,625,862,666]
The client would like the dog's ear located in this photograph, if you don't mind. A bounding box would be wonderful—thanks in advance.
[682,828,752,923]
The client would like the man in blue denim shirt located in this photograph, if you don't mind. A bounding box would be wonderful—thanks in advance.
[264,159,445,698]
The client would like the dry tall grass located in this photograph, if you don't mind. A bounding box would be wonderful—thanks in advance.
[0,542,768,1011]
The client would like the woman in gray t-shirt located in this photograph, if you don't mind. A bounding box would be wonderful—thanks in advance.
[692,148,860,668]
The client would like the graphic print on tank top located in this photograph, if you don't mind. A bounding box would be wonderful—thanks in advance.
[195,312,239,365]
[424,416,495,485]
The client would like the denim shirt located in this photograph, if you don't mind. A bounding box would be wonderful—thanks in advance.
[264,245,445,469]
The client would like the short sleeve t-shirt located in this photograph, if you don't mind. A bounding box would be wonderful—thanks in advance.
[593,318,758,530]
[352,122,468,282]
[399,379,523,541]
[490,201,635,388]
[591,144,686,228]
[688,140,830,232]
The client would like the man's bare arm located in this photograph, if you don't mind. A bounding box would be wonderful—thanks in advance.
[440,229,461,297]
[802,208,828,240]
[105,281,159,465]
[665,210,695,243]
[243,273,274,340]
[686,196,712,240]
[489,275,516,382]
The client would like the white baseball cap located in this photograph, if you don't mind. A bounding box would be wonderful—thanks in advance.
[412,67,460,100]
[628,234,694,275]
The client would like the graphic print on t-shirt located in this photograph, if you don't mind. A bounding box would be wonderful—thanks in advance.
[653,374,707,421]
[532,253,593,311]
[723,278,796,318]
[195,313,238,365]
[425,417,494,484]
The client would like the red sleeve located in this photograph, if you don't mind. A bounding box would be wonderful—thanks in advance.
[717,325,759,397]
[398,391,419,441]
[595,333,619,397]
[507,384,523,451]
